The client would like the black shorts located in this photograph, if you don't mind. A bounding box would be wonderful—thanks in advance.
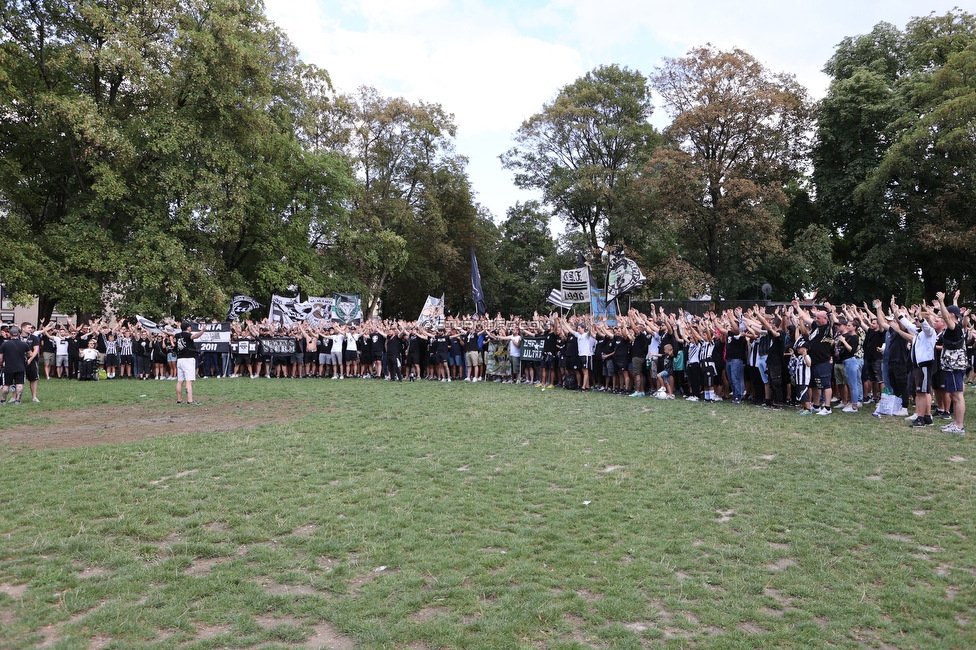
[119,355,134,366]
[3,371,26,386]
[344,351,358,362]
[407,353,420,365]
[25,362,39,383]
[433,352,448,365]
[542,352,556,370]
[304,352,317,364]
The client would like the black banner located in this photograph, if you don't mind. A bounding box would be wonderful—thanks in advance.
[520,337,545,362]
[259,337,297,356]
[190,322,231,353]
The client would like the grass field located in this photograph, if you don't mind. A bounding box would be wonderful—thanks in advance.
[0,378,973,649]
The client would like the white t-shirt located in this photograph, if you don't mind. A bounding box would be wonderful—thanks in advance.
[574,331,597,357]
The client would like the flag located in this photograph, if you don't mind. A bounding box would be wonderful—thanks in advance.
[418,295,445,329]
[301,297,335,328]
[471,245,487,317]
[606,251,646,301]
[269,294,300,327]
[546,289,573,310]
[590,286,618,325]
[332,293,363,325]
[560,268,590,304]
[226,294,263,321]
[135,315,163,334]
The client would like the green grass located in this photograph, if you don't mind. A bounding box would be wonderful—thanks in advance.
[0,379,974,649]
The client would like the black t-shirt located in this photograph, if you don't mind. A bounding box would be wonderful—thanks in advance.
[175,332,197,359]
[863,330,884,361]
[613,335,630,361]
[0,339,30,373]
[630,332,649,359]
[726,334,747,361]
[432,335,449,355]
[370,333,385,355]
[806,324,835,365]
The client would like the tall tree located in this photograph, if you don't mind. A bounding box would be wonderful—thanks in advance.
[317,87,483,318]
[645,45,814,298]
[500,64,660,250]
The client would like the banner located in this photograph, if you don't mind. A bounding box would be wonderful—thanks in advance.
[471,245,487,317]
[590,286,617,326]
[485,341,510,378]
[606,252,646,301]
[231,339,257,355]
[561,268,590,304]
[189,322,232,353]
[546,289,573,310]
[418,295,445,329]
[519,336,545,362]
[332,293,363,325]
[259,337,297,356]
[226,294,263,321]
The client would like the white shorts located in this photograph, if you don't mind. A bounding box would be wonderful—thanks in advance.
[177,357,196,382]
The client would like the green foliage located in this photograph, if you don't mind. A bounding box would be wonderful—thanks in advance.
[0,0,355,320]
[815,9,976,301]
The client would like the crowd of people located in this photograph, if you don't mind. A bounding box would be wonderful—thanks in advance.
[0,295,972,435]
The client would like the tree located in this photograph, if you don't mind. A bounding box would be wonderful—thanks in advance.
[645,45,814,298]
[316,87,484,318]
[0,0,355,320]
[501,64,660,250]
[488,201,563,318]
[815,10,976,299]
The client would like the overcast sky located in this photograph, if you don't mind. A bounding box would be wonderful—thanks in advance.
[263,0,963,224]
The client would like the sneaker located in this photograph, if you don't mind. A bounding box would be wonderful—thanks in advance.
[797,409,813,415]
[905,413,918,422]
[655,391,668,400]
[186,401,199,406]
[685,396,699,402]
[842,405,858,413]
[32,397,40,403]
[831,397,840,403]
[941,423,966,435]
[910,418,928,428]
[863,397,874,404]
[816,408,832,415]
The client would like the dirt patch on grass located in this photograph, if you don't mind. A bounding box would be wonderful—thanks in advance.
[306,622,356,649]
[0,401,308,450]
[410,606,449,622]
[0,583,27,598]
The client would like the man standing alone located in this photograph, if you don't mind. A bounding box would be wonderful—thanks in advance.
[175,322,206,405]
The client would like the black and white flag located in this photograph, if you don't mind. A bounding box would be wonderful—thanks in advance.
[269,294,301,327]
[332,293,363,325]
[560,268,590,304]
[606,252,646,302]
[546,289,573,310]
[226,294,263,321]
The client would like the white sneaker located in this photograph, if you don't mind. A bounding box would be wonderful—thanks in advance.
[905,413,918,421]
[894,408,909,417]
[842,405,858,413]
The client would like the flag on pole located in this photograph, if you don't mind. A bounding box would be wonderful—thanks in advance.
[418,295,445,329]
[606,251,646,302]
[546,289,573,310]
[471,245,487,317]
[226,294,263,321]
[560,268,590,304]
[135,315,164,334]
[269,294,300,326]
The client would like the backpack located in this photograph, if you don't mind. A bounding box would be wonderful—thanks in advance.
[563,373,579,390]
